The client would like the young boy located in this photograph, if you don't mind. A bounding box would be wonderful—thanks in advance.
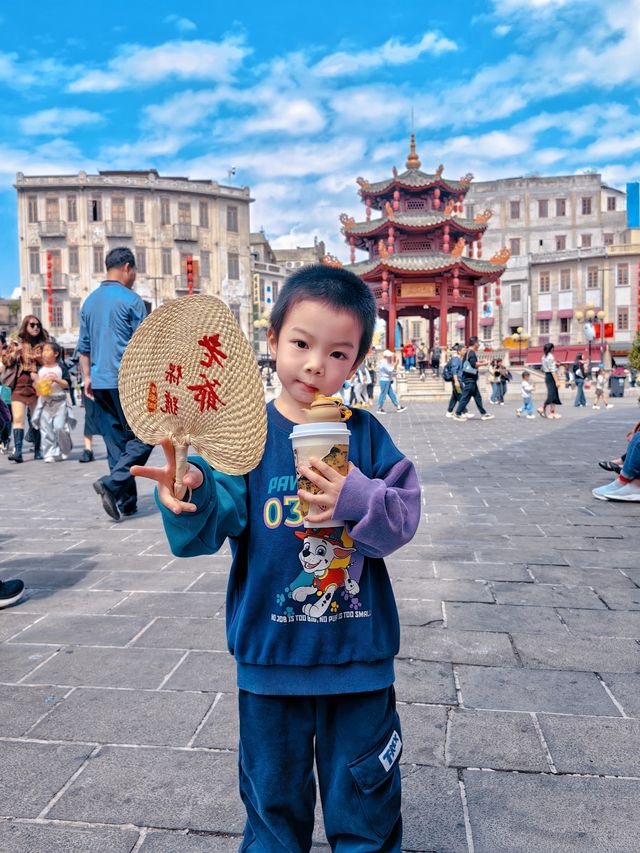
[133,265,420,852]
[516,370,535,419]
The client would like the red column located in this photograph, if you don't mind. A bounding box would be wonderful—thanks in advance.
[428,310,435,349]
[470,294,479,339]
[387,288,397,351]
[464,309,471,342]
[439,279,448,347]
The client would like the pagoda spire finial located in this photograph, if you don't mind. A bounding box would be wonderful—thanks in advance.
[406,132,421,170]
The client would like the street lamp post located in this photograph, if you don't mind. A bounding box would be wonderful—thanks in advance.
[574,303,597,377]
[511,326,528,365]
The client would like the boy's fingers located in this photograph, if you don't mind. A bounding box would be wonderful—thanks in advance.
[307,457,340,479]
[130,464,168,481]
[297,465,327,488]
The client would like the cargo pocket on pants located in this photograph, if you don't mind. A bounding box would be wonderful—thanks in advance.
[347,714,402,840]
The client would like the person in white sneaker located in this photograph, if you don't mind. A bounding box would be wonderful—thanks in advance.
[593,430,640,501]
[453,337,494,421]
[376,350,406,414]
[593,368,613,410]
[538,342,562,419]
[516,371,535,419]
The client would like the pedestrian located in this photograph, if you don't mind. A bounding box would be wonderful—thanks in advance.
[499,361,512,402]
[573,353,587,407]
[364,348,376,401]
[31,340,73,462]
[133,263,421,851]
[352,364,370,406]
[538,342,562,419]
[444,343,466,418]
[630,367,637,388]
[77,247,154,520]
[516,371,535,418]
[78,377,100,463]
[404,340,416,371]
[431,345,441,377]
[490,359,504,404]
[593,368,614,410]
[453,337,494,421]
[376,350,407,414]
[1,315,48,463]
[416,341,428,380]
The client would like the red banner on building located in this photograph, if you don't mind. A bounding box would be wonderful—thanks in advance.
[593,322,614,339]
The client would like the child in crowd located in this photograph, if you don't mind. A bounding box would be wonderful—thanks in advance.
[516,371,535,418]
[32,341,73,462]
[132,265,421,852]
[593,368,614,410]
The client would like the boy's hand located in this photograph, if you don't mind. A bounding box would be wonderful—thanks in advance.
[297,458,355,525]
[131,437,203,515]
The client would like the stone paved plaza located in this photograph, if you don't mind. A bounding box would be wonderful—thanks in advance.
[1,391,640,852]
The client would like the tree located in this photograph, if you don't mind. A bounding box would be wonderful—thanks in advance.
[630,331,640,371]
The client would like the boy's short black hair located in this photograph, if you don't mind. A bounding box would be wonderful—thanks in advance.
[269,264,376,363]
[44,340,61,357]
[467,336,479,347]
[522,370,530,378]
[105,247,136,270]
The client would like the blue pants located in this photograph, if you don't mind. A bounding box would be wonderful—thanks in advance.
[519,397,533,415]
[93,388,154,513]
[377,380,399,409]
[622,433,640,481]
[574,380,586,407]
[238,687,402,852]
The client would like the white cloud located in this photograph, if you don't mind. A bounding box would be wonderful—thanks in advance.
[143,88,232,129]
[0,51,76,88]
[20,108,103,136]
[493,24,512,35]
[314,31,457,77]
[164,14,196,32]
[241,98,325,136]
[68,36,250,92]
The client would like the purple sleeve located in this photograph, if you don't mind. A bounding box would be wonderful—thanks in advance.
[334,458,421,558]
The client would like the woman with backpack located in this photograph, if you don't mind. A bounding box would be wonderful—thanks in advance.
[416,342,428,380]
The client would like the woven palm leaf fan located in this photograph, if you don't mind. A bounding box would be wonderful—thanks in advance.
[120,295,267,496]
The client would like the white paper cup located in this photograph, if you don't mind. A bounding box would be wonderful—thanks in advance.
[290,422,350,527]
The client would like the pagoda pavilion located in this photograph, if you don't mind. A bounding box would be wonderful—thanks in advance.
[334,135,509,349]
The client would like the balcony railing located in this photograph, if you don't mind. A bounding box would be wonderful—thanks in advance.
[173,223,199,242]
[175,274,201,293]
[38,220,67,237]
[40,273,68,290]
[105,219,133,237]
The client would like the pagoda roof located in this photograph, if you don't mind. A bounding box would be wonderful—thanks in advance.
[359,168,470,197]
[342,212,487,237]
[344,252,506,280]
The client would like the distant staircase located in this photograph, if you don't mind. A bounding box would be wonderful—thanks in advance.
[397,369,449,401]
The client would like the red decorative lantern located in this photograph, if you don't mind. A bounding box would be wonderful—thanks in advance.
[350,237,356,264]
[433,187,440,210]
[366,198,372,221]
[381,291,388,301]
[483,303,488,312]
[186,255,194,296]
[453,288,460,299]
[393,189,400,211]
[46,251,53,326]
[477,239,482,258]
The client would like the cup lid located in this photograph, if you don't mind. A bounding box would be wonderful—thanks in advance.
[289,422,351,439]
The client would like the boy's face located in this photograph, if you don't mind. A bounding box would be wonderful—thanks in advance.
[268,299,362,420]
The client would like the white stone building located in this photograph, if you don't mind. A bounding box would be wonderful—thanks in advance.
[15,169,253,344]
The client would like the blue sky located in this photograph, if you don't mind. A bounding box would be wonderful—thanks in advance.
[1,0,640,297]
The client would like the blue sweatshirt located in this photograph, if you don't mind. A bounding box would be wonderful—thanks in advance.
[159,401,421,696]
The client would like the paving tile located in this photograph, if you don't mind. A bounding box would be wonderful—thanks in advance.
[91,571,203,592]
[434,561,530,581]
[401,627,517,666]
[558,607,640,638]
[397,703,447,766]
[464,769,640,853]
[23,646,185,689]
[0,741,93,817]
[139,833,241,852]
[491,582,606,609]
[161,650,237,693]
[447,709,548,772]
[401,766,467,853]
[30,686,215,747]
[49,746,244,832]
[191,692,239,750]
[396,599,443,626]
[10,614,151,647]
[600,673,640,717]
[539,714,640,776]
[446,602,566,635]
[0,684,66,736]
[456,664,619,715]
[597,587,640,610]
[111,591,224,618]
[528,564,636,588]
[13,588,128,615]
[184,572,230,593]
[512,633,640,673]
[1,643,60,683]
[0,612,41,642]
[393,577,494,602]
[133,616,228,651]
[0,822,140,852]
[394,659,457,705]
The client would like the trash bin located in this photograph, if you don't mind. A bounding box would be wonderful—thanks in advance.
[610,375,626,398]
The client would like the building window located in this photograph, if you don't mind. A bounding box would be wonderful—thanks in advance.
[617,263,629,286]
[67,195,77,222]
[68,246,79,274]
[134,196,145,224]
[560,317,571,334]
[539,319,550,335]
[510,201,520,219]
[29,248,40,274]
[556,198,566,217]
[93,247,104,274]
[227,205,239,232]
[27,195,38,223]
[511,284,521,302]
[538,199,548,218]
[604,233,614,246]
[228,252,240,280]
[272,281,279,302]
[581,234,592,248]
[411,321,421,340]
[52,299,64,328]
[587,266,599,288]
[199,201,209,228]
[178,201,191,224]
[539,271,550,293]
[161,249,172,275]
[230,302,241,325]
[509,238,521,256]
[201,250,210,278]
[607,196,617,212]
[560,269,571,290]
[466,204,475,219]
[617,307,629,330]
[136,247,146,274]
[555,235,566,251]
[89,198,102,222]
[71,301,80,328]
[160,198,171,226]
[581,197,592,215]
